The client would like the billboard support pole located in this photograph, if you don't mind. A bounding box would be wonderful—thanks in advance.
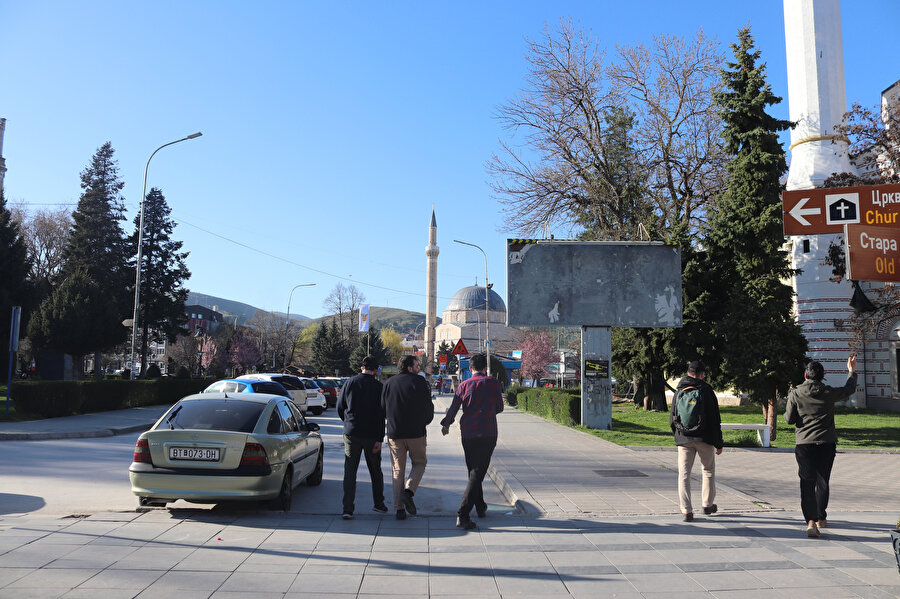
[581,326,612,429]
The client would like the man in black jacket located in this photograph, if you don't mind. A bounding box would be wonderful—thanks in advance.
[670,360,723,522]
[381,355,434,520]
[337,355,387,519]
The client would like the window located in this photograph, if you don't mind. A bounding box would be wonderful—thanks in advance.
[277,401,300,432]
[802,239,810,253]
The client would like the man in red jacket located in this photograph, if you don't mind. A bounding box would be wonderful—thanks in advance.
[441,353,504,530]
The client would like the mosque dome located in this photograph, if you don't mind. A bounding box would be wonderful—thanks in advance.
[446,285,506,312]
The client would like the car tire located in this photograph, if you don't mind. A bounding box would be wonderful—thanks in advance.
[272,467,293,512]
[306,448,324,486]
[310,407,324,415]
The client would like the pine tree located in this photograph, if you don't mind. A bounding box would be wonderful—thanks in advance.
[311,319,350,376]
[0,189,31,370]
[348,325,391,371]
[706,27,808,437]
[435,340,458,374]
[55,142,131,371]
[129,187,190,375]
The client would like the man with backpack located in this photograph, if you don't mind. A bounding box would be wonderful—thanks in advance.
[670,360,723,522]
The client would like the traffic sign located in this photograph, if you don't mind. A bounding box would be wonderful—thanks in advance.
[846,224,900,283]
[782,183,900,235]
[451,339,469,355]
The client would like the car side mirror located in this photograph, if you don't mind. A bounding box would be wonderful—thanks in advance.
[306,422,320,432]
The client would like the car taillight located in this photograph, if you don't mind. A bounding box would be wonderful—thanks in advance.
[133,438,152,463]
[240,443,269,467]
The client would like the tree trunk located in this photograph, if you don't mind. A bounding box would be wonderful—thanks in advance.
[761,398,778,442]
[648,370,668,411]
[633,379,645,409]
[93,351,102,380]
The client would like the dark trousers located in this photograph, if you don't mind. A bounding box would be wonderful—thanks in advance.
[795,442,836,522]
[458,436,497,518]
[342,434,384,514]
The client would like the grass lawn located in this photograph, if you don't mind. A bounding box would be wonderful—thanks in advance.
[578,401,900,449]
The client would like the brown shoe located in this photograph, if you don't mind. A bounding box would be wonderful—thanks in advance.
[683,513,693,522]
[806,521,820,538]
[817,519,827,528]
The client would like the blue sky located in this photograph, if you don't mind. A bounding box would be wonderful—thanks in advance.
[3,1,898,321]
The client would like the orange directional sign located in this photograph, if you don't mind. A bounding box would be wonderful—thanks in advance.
[782,183,900,236]
[451,339,469,355]
[846,224,900,283]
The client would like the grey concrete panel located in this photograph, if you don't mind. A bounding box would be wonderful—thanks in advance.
[507,241,682,327]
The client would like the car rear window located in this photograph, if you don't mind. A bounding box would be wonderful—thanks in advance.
[252,382,290,397]
[161,399,266,433]
[317,379,337,388]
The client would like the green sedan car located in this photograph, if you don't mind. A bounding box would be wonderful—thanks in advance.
[129,393,323,511]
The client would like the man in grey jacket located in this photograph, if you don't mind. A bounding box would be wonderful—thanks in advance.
[785,355,857,538]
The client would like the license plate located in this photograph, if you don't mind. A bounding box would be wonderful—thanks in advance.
[169,447,220,461]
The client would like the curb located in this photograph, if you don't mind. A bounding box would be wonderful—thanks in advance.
[0,423,153,442]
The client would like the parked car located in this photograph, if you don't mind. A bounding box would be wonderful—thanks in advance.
[294,377,328,415]
[202,378,291,398]
[129,392,324,511]
[313,377,340,408]
[236,373,326,415]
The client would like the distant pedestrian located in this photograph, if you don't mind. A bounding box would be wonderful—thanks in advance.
[337,355,387,519]
[670,360,723,522]
[440,353,504,530]
[785,355,857,538]
[382,355,434,520]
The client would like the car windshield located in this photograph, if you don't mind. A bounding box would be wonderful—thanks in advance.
[160,399,265,432]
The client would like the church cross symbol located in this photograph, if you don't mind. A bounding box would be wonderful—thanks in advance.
[825,192,860,225]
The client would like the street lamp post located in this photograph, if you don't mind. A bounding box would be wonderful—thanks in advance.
[453,239,490,377]
[283,283,316,370]
[129,132,202,380]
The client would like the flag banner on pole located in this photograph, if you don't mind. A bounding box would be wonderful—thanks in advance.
[359,304,370,332]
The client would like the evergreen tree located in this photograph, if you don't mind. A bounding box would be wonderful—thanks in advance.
[129,187,190,375]
[27,267,123,357]
[435,340,458,374]
[311,318,349,375]
[0,189,31,370]
[705,27,808,436]
[348,325,391,371]
[56,142,131,371]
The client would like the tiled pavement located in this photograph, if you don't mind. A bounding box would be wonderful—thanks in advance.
[0,397,897,597]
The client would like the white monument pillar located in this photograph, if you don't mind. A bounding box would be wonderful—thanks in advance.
[783,0,859,397]
[424,209,439,371]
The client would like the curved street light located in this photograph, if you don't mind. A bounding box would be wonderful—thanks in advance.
[283,283,316,370]
[129,132,202,380]
[453,239,491,377]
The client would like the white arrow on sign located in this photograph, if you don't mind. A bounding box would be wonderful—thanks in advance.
[789,197,821,226]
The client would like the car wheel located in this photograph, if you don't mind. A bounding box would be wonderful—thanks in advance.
[272,467,293,512]
[311,407,324,415]
[306,448,324,486]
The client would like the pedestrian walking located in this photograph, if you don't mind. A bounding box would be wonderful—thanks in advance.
[440,353,504,530]
[785,355,857,538]
[381,355,434,520]
[337,355,387,519]
[670,360,723,522]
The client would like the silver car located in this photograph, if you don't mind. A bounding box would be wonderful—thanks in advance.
[129,393,323,510]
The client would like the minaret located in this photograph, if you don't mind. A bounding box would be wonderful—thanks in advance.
[783,0,858,394]
[424,209,439,371]
[0,118,7,196]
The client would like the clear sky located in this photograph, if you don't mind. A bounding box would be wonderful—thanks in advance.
[3,1,898,321]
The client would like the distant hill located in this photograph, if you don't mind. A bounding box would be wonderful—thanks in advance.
[309,306,440,334]
[186,292,436,332]
[187,292,311,326]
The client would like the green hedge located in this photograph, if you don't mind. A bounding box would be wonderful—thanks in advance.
[10,379,212,418]
[517,387,581,426]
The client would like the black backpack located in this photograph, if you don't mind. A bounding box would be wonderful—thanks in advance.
[674,386,705,433]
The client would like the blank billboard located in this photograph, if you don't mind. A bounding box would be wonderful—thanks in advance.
[506,240,682,328]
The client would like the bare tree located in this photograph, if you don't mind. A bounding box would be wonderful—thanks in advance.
[323,283,366,343]
[611,30,728,234]
[10,203,71,291]
[826,101,900,186]
[489,21,726,239]
[246,310,285,370]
